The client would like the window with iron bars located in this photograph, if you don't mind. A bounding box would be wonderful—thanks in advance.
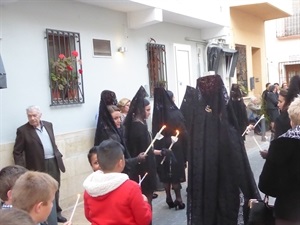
[276,0,300,38]
[46,29,84,106]
[146,42,168,97]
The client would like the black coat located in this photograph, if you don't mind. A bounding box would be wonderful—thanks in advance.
[13,121,65,173]
[126,121,157,193]
[259,137,300,222]
[274,110,291,139]
[266,92,278,110]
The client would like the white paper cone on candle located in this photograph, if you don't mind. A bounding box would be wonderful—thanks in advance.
[169,130,179,149]
[155,133,164,140]
[144,125,166,155]
[161,130,180,164]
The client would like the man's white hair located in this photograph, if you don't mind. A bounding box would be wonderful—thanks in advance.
[26,105,42,114]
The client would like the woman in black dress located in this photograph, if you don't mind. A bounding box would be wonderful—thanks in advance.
[124,86,159,206]
[152,88,188,210]
[259,96,300,225]
[94,90,144,175]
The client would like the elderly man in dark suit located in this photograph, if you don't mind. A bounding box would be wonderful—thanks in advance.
[13,105,67,223]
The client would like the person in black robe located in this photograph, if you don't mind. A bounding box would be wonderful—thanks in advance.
[123,86,158,206]
[227,83,249,139]
[94,90,118,146]
[152,87,188,210]
[93,90,144,175]
[266,85,280,133]
[181,75,261,225]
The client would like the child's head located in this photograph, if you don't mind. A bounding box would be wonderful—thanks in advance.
[11,171,58,223]
[97,139,125,173]
[0,165,27,204]
[88,146,100,172]
[0,207,35,225]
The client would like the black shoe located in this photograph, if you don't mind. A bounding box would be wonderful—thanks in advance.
[174,200,185,210]
[57,214,67,223]
[166,199,175,209]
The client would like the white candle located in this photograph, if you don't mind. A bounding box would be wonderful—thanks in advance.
[242,114,264,137]
[161,130,180,164]
[69,193,80,222]
[252,136,263,151]
[168,130,179,149]
[253,114,264,128]
[144,125,166,154]
[139,172,148,186]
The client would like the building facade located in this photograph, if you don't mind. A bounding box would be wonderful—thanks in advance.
[265,0,300,86]
[0,0,291,207]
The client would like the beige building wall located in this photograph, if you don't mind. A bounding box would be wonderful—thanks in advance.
[0,129,94,209]
[230,8,267,98]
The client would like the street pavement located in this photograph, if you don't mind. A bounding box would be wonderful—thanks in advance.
[62,131,271,225]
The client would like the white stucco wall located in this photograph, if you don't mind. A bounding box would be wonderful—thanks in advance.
[0,1,204,144]
[265,19,300,84]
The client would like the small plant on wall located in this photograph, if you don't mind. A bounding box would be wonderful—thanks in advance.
[50,51,82,100]
[46,28,84,105]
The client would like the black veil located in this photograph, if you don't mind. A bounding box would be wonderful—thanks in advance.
[181,75,260,225]
[123,86,149,146]
[123,86,157,193]
[94,90,119,146]
[152,87,188,182]
[94,90,134,168]
[227,84,249,137]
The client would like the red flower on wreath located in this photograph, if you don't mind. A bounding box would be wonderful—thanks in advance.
[50,51,82,91]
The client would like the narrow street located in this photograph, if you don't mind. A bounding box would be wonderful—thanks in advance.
[63,131,271,225]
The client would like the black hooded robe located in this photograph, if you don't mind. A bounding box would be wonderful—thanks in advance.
[152,87,188,183]
[181,75,260,225]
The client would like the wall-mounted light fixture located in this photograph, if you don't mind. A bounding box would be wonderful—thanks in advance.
[118,47,127,53]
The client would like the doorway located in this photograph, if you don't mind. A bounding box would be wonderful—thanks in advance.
[174,44,192,107]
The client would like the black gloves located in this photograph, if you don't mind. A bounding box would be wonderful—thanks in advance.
[161,148,171,157]
[161,148,177,163]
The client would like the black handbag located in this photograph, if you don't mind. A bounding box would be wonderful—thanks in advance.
[247,195,275,225]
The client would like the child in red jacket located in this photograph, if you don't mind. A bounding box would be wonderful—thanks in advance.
[83,139,152,225]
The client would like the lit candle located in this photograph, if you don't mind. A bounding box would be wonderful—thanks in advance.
[161,130,180,164]
[144,125,166,155]
[69,193,80,222]
[168,130,179,149]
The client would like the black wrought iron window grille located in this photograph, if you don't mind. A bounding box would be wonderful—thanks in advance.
[276,0,300,38]
[46,28,84,106]
[146,42,168,97]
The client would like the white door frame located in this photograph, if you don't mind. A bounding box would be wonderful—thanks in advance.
[173,44,192,107]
